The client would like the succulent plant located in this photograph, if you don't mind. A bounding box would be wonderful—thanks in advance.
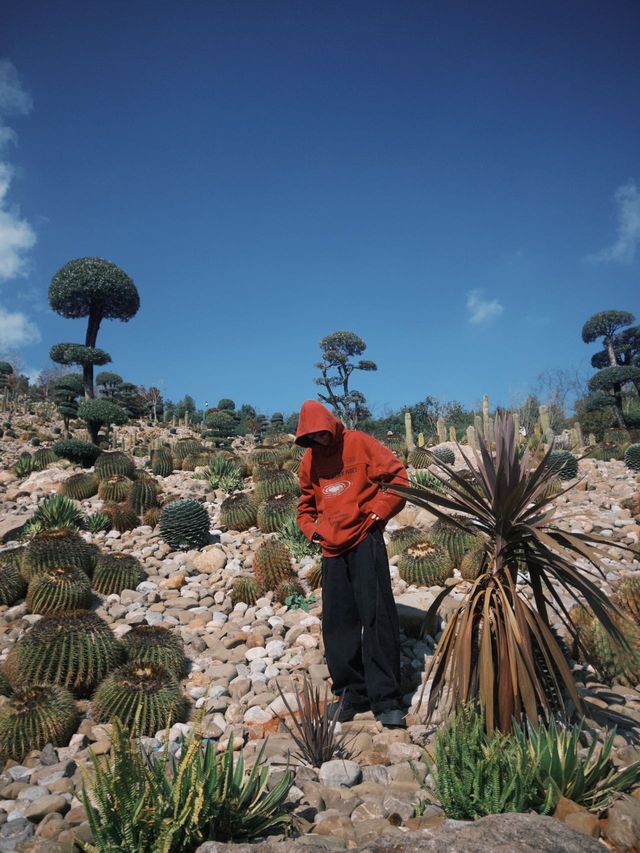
[93,553,146,595]
[219,493,258,531]
[577,611,640,687]
[625,444,640,472]
[306,561,323,590]
[548,450,579,481]
[59,472,100,501]
[0,686,78,762]
[275,578,305,604]
[231,576,260,607]
[386,526,429,558]
[27,565,93,615]
[21,529,97,581]
[0,669,12,697]
[282,457,301,474]
[102,503,140,533]
[25,495,86,534]
[98,475,132,503]
[0,548,27,605]
[254,469,300,503]
[407,447,433,469]
[253,539,293,592]
[539,477,563,501]
[85,512,112,533]
[430,515,480,568]
[398,539,454,586]
[143,506,162,527]
[32,447,58,469]
[249,447,281,470]
[276,516,321,560]
[181,453,211,472]
[207,456,244,492]
[257,493,298,534]
[92,662,185,736]
[432,446,455,465]
[410,469,448,493]
[614,576,640,626]
[53,438,102,467]
[159,500,210,550]
[121,625,188,678]
[126,477,160,514]
[151,447,174,477]
[95,451,135,480]
[5,610,121,695]
[459,545,488,581]
[13,453,38,479]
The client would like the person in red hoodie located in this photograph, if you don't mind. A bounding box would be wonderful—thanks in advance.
[295,399,407,727]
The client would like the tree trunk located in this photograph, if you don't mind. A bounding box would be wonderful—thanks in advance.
[83,308,102,399]
[87,420,100,444]
[612,383,626,428]
[605,336,618,368]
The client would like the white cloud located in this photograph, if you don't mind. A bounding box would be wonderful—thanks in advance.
[0,303,40,349]
[585,180,640,265]
[466,289,504,324]
[0,60,33,119]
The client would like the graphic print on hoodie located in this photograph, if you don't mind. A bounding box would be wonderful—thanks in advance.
[295,400,407,557]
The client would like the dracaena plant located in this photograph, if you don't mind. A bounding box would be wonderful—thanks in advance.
[381,411,628,733]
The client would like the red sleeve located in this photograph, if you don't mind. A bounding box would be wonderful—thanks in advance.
[296,452,318,541]
[360,434,408,521]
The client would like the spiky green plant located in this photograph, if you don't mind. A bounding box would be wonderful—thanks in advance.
[13,453,38,479]
[25,495,86,534]
[306,561,323,590]
[53,438,102,467]
[0,548,27,605]
[98,475,132,502]
[159,500,210,551]
[253,539,293,592]
[103,503,140,533]
[5,610,121,695]
[122,625,188,678]
[398,539,454,586]
[151,448,174,477]
[381,412,626,732]
[26,565,92,614]
[249,447,281,470]
[219,493,258,531]
[276,516,321,560]
[0,685,78,762]
[92,662,185,736]
[254,469,300,503]
[548,450,579,480]
[207,456,244,492]
[86,512,111,533]
[33,447,58,469]
[231,576,260,606]
[59,472,100,500]
[432,703,536,820]
[432,446,455,465]
[81,719,292,852]
[386,525,429,557]
[410,469,448,494]
[0,669,12,697]
[21,528,97,580]
[407,447,433,469]
[624,444,640,472]
[459,545,487,581]
[143,506,162,527]
[275,578,305,604]
[257,493,297,534]
[127,477,160,514]
[430,515,481,568]
[93,552,146,595]
[173,439,204,464]
[95,451,135,480]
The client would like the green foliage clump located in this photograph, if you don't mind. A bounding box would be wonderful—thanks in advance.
[98,475,132,502]
[127,477,160,514]
[121,625,188,679]
[257,493,298,534]
[86,512,112,533]
[59,472,100,500]
[81,720,292,852]
[21,528,97,581]
[5,610,121,695]
[95,450,135,480]
[26,565,92,614]
[253,540,293,592]
[254,469,300,503]
[0,685,78,762]
[0,548,27,605]
[53,438,102,467]
[276,516,321,561]
[102,503,140,533]
[398,539,454,586]
[151,448,174,477]
[231,576,260,607]
[624,444,640,472]
[25,495,87,537]
[13,453,38,479]
[78,399,129,444]
[219,493,258,532]
[93,553,146,595]
[432,704,536,820]
[410,469,448,493]
[206,456,244,492]
[159,500,210,551]
[92,662,185,736]
[548,450,579,480]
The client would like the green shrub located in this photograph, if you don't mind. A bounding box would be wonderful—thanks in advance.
[81,720,292,852]
[207,457,244,492]
[53,438,102,467]
[78,399,129,444]
[121,625,188,678]
[26,565,92,614]
[276,516,321,561]
[93,552,146,595]
[0,685,77,762]
[159,500,210,551]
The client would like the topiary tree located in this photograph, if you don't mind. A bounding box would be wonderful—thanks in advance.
[314,330,377,428]
[53,372,84,436]
[95,372,123,397]
[205,410,237,447]
[582,311,638,427]
[218,398,235,412]
[77,398,129,444]
[48,258,140,399]
[0,361,14,392]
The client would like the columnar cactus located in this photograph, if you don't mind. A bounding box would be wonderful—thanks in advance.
[93,553,146,595]
[257,493,298,534]
[624,444,640,472]
[21,529,97,581]
[95,451,135,480]
[126,477,160,514]
[121,626,188,678]
[26,566,93,615]
[398,540,454,586]
[0,686,78,762]
[159,500,210,550]
[253,540,293,592]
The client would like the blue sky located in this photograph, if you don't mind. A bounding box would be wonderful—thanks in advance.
[1,0,638,417]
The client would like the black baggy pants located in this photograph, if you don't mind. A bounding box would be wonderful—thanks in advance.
[321,525,402,713]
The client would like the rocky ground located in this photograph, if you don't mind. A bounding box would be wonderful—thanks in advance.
[1,418,640,852]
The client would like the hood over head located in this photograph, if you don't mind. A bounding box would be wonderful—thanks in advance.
[295,400,345,448]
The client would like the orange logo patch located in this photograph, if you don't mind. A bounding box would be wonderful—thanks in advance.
[322,480,351,497]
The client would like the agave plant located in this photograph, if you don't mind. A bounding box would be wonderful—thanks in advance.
[22,494,86,535]
[381,411,629,732]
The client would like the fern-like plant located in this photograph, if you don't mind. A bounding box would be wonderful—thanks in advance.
[0,685,77,762]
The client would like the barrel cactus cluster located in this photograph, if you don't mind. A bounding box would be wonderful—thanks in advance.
[398,539,454,586]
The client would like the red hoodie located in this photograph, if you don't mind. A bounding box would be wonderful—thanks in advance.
[295,400,407,557]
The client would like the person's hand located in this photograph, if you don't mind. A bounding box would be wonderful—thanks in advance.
[311,532,322,543]
[371,513,381,524]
